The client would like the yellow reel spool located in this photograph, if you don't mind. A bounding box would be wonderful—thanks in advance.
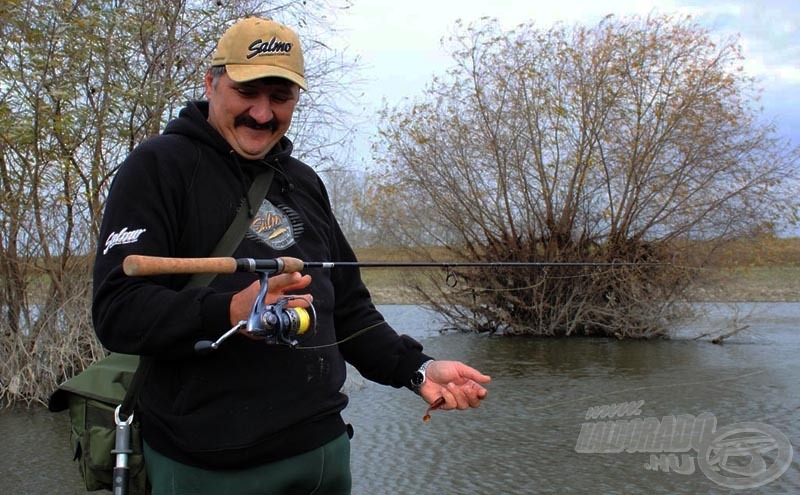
[293,307,311,335]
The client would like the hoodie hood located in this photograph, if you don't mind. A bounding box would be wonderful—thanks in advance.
[163,100,294,164]
[162,100,296,218]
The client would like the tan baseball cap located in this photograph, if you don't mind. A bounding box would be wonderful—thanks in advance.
[211,17,307,90]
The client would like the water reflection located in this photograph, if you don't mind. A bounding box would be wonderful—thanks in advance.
[344,305,800,495]
[2,304,798,495]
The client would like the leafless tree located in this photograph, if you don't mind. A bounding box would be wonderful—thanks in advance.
[0,0,361,405]
[365,14,799,338]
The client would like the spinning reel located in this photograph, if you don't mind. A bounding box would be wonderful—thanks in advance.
[195,268,316,354]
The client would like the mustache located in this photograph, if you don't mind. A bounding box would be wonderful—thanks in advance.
[235,116,278,132]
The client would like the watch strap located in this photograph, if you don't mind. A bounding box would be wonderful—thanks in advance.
[411,359,435,394]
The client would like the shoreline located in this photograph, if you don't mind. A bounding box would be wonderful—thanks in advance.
[364,266,800,305]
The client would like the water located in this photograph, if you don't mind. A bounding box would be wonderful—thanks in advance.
[2,303,799,494]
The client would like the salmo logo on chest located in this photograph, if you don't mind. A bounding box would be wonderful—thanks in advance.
[250,201,304,250]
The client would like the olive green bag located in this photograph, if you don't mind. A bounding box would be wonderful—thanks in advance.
[48,353,148,494]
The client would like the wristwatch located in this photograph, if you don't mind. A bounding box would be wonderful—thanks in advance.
[410,359,435,394]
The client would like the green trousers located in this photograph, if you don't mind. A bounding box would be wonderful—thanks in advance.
[143,433,351,495]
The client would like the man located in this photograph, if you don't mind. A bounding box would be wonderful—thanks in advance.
[92,17,490,494]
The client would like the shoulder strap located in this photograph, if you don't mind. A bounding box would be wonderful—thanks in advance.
[120,168,275,417]
[186,168,275,289]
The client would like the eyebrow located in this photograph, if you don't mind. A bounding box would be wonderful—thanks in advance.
[236,79,297,95]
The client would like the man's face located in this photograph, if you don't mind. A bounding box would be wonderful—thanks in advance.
[205,70,299,160]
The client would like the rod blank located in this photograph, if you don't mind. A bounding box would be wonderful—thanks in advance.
[300,261,632,269]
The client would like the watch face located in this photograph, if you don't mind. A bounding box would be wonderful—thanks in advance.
[412,371,424,387]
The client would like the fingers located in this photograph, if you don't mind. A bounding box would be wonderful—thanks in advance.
[431,380,489,411]
[454,362,492,384]
[422,360,491,412]
[437,385,475,410]
[452,381,488,409]
[268,272,312,292]
[285,295,312,308]
[265,273,313,305]
[428,361,491,386]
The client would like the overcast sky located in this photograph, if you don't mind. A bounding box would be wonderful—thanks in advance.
[333,0,799,156]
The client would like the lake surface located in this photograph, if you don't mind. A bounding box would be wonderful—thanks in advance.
[2,303,798,494]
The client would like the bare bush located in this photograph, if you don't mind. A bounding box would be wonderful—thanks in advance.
[366,15,799,337]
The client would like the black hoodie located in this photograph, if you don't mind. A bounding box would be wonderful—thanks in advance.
[92,101,431,468]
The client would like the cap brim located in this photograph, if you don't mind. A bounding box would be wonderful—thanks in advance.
[225,64,307,90]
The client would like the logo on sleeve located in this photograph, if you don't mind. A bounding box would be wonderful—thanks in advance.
[104,227,146,255]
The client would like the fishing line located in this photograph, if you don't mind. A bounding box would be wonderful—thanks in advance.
[294,321,388,350]
[287,264,675,349]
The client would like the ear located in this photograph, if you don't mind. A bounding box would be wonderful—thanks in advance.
[204,69,215,97]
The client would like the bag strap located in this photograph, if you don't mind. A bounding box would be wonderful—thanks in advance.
[119,168,275,419]
[186,168,275,288]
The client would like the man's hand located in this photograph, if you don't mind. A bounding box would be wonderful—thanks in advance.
[229,272,312,327]
[420,360,491,410]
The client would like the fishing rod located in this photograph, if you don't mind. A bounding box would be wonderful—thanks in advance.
[122,254,644,277]
[122,254,650,352]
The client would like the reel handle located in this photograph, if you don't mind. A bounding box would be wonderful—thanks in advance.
[123,255,305,277]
